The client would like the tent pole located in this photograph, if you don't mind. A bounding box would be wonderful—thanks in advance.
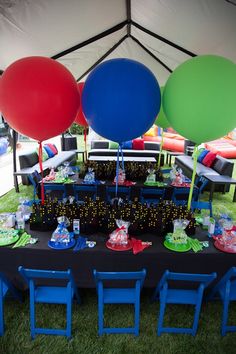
[12,130,19,193]
[61,132,65,151]
[131,20,196,57]
[126,0,131,36]
[130,35,172,73]
[77,35,128,82]
[51,21,127,60]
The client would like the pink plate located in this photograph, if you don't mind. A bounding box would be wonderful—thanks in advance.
[214,240,236,254]
[106,240,133,251]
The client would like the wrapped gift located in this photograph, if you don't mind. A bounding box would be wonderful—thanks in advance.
[145,168,156,184]
[114,168,126,185]
[84,168,95,184]
[51,216,71,245]
[170,165,184,186]
[166,219,190,245]
[108,219,130,245]
[17,197,31,221]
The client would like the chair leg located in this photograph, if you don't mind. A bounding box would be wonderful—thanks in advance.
[192,301,202,336]
[157,300,166,336]
[98,298,104,336]
[0,296,4,336]
[134,299,140,336]
[66,300,72,338]
[221,298,230,336]
[29,283,36,339]
[209,202,213,217]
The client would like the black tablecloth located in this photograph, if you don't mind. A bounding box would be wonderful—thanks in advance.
[0,226,235,290]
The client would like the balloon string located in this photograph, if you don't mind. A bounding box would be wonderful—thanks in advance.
[38,142,45,204]
[120,143,124,171]
[84,128,87,161]
[115,146,120,197]
[187,145,198,210]
[158,128,164,168]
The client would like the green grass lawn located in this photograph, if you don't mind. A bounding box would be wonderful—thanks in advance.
[1,138,236,353]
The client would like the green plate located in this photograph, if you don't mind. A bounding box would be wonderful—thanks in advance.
[0,234,19,247]
[144,182,167,187]
[164,239,191,252]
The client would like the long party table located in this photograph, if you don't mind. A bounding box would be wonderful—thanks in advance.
[0,226,235,290]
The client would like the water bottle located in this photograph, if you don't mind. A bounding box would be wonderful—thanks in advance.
[73,219,80,235]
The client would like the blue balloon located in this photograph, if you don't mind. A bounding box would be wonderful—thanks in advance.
[82,58,161,143]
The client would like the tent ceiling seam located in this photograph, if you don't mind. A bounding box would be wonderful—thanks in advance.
[131,20,196,57]
[76,34,128,82]
[51,20,128,60]
[126,0,131,36]
[130,35,172,73]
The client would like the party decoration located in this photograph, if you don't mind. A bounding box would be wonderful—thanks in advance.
[155,87,170,129]
[74,82,88,127]
[82,58,161,143]
[163,55,236,144]
[0,56,80,141]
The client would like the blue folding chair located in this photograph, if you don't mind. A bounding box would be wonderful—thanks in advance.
[44,183,67,200]
[152,270,216,336]
[28,170,42,201]
[73,184,97,203]
[0,272,22,336]
[194,176,209,196]
[93,269,146,336]
[191,200,213,217]
[207,267,236,336]
[171,187,191,206]
[18,266,80,339]
[140,188,165,205]
[191,176,213,216]
[106,186,131,204]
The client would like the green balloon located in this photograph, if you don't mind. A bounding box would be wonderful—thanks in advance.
[155,87,170,129]
[163,55,236,144]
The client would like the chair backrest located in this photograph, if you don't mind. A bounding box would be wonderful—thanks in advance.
[0,272,22,336]
[0,272,21,300]
[191,200,213,216]
[171,187,190,206]
[156,270,217,294]
[207,267,236,300]
[106,186,131,204]
[140,188,165,205]
[28,170,42,186]
[73,184,97,203]
[194,176,209,198]
[94,269,146,290]
[44,183,67,200]
[18,267,75,286]
[28,170,42,200]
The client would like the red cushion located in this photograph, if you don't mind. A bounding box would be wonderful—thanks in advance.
[132,138,144,150]
[202,151,217,167]
[45,143,58,155]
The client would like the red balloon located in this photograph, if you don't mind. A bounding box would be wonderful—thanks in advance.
[0,57,80,141]
[74,82,88,127]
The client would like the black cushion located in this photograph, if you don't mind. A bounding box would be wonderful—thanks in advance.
[212,156,232,175]
[91,141,109,149]
[144,142,160,151]
[19,152,38,169]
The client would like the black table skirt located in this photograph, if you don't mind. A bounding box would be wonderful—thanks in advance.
[0,226,235,290]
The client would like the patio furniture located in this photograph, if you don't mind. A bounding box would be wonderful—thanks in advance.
[207,267,236,336]
[140,187,165,205]
[73,184,97,203]
[106,186,131,203]
[152,270,216,336]
[93,269,146,336]
[18,267,80,339]
[0,272,22,336]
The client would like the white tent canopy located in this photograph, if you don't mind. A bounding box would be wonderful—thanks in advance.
[0,0,236,85]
